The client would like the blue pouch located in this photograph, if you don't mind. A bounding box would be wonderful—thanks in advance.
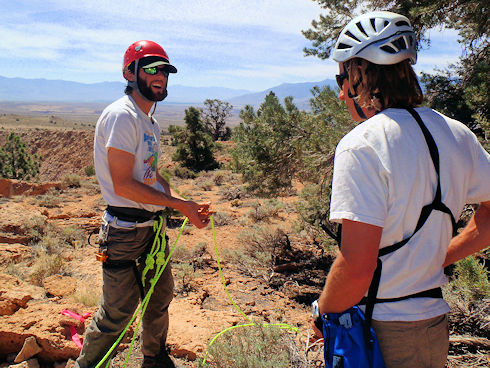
[321,306,386,368]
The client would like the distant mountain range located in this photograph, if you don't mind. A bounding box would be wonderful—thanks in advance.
[0,75,336,109]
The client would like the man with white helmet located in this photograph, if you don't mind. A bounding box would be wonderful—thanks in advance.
[75,40,211,368]
[313,11,490,367]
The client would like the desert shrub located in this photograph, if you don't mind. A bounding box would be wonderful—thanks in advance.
[21,215,49,242]
[174,262,201,294]
[0,132,40,180]
[226,226,289,283]
[172,242,209,271]
[295,182,339,249]
[200,323,309,368]
[70,281,102,307]
[84,164,96,177]
[159,167,172,182]
[32,190,62,208]
[29,253,65,286]
[450,255,490,304]
[5,260,26,280]
[210,212,235,227]
[248,199,284,223]
[173,165,197,179]
[219,185,243,201]
[61,225,86,249]
[196,177,214,191]
[212,170,227,186]
[62,173,82,188]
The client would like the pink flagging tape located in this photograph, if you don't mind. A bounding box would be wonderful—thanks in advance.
[62,309,91,350]
[70,325,83,349]
[62,309,91,323]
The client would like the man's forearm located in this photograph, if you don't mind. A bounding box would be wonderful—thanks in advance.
[317,219,381,314]
[113,177,189,213]
[444,201,490,267]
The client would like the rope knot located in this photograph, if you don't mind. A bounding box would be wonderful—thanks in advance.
[145,255,155,269]
[155,252,166,266]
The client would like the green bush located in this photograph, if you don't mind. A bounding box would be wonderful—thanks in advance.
[173,165,198,179]
[226,226,289,283]
[62,173,82,188]
[84,164,96,176]
[450,255,490,304]
[29,253,65,286]
[172,107,219,172]
[0,132,40,180]
[248,199,284,223]
[200,323,304,368]
[231,93,301,195]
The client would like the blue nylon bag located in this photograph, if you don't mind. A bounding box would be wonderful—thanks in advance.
[321,306,386,368]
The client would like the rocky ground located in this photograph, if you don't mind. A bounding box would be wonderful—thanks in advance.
[0,127,488,368]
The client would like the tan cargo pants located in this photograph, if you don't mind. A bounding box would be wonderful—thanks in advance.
[372,314,449,368]
[75,225,174,368]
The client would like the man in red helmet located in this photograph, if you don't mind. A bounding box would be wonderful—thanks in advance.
[75,40,210,368]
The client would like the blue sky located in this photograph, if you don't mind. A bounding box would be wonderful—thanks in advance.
[0,0,464,92]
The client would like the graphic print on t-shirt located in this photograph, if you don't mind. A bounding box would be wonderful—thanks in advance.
[143,131,159,185]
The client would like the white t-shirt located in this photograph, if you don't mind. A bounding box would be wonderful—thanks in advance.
[94,95,165,213]
[330,107,490,321]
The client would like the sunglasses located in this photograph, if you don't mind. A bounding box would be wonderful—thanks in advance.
[335,72,348,89]
[142,66,169,77]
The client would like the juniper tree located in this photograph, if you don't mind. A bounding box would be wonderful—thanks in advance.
[200,99,233,141]
[0,132,40,180]
[172,107,219,172]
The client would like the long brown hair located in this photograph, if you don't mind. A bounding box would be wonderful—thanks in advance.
[344,58,423,111]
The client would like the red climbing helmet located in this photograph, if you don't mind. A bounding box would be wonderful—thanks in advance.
[122,40,177,78]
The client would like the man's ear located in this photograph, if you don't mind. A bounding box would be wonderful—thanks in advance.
[123,66,135,82]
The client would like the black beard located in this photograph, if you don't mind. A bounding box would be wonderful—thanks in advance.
[137,78,167,102]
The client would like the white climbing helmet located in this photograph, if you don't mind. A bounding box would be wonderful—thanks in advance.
[332,11,417,65]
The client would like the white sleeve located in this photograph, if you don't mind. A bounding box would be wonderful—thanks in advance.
[466,133,490,204]
[104,111,138,155]
[329,146,389,227]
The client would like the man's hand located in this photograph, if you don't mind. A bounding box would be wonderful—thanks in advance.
[183,201,213,229]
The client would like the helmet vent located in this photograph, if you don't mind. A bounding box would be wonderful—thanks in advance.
[396,20,410,27]
[337,42,352,50]
[380,45,397,54]
[392,37,408,50]
[384,20,389,27]
[370,18,376,31]
[345,30,361,43]
[356,22,368,37]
